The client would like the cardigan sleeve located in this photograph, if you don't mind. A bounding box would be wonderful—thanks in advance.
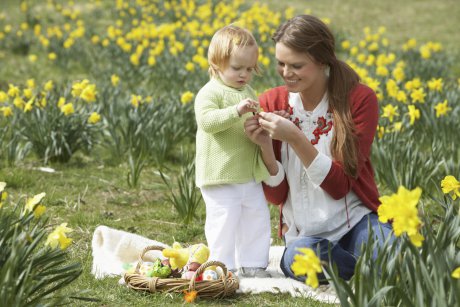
[194,88,240,134]
[320,84,379,199]
[259,87,290,205]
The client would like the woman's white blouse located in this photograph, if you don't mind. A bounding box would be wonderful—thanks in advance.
[265,92,371,246]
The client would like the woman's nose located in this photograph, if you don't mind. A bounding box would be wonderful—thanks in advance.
[283,66,292,77]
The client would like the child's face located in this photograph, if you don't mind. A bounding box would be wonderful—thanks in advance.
[218,44,258,89]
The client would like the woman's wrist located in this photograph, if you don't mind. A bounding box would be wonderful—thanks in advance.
[287,126,307,146]
[289,128,318,168]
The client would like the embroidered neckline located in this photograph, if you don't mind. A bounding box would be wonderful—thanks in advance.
[288,106,333,145]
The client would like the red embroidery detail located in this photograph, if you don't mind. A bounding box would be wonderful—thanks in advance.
[288,107,333,145]
[311,116,333,145]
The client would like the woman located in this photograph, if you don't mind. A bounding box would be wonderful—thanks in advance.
[244,15,393,281]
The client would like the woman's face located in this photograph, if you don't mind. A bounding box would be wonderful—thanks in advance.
[275,42,326,94]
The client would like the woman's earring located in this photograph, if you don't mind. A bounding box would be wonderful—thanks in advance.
[324,65,330,77]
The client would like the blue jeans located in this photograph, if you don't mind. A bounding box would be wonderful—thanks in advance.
[280,212,394,282]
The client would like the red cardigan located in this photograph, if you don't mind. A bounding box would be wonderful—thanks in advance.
[259,84,380,236]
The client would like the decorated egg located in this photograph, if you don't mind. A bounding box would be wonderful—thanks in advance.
[202,270,218,281]
[182,270,196,280]
[139,262,155,277]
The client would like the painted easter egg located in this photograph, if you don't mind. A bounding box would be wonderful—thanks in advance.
[202,270,218,281]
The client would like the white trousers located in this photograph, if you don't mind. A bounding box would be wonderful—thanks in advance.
[201,181,271,270]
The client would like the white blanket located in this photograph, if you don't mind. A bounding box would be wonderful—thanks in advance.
[91,225,338,303]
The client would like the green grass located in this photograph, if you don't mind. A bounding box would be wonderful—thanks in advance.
[0,157,330,306]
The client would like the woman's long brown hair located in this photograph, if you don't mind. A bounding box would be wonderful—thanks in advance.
[273,15,360,178]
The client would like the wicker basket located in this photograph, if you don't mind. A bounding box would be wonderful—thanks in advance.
[124,245,239,299]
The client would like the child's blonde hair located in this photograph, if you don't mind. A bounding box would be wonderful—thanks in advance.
[207,24,260,78]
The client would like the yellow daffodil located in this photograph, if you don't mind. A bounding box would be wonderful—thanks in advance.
[0,91,8,102]
[44,80,54,92]
[45,223,73,250]
[408,86,421,99]
[25,192,46,211]
[365,77,380,92]
[48,52,57,61]
[394,122,403,132]
[180,91,194,105]
[291,248,322,288]
[350,46,358,56]
[378,186,424,247]
[382,104,399,122]
[452,267,460,279]
[376,66,389,77]
[38,97,47,108]
[0,106,13,117]
[407,105,420,125]
[147,56,156,66]
[441,175,460,200]
[427,78,443,92]
[80,84,97,102]
[130,53,140,66]
[131,95,142,108]
[404,78,422,91]
[185,62,195,72]
[23,88,33,99]
[386,79,399,98]
[341,40,350,49]
[111,74,120,86]
[57,97,66,107]
[8,84,20,97]
[24,192,47,218]
[91,35,100,44]
[396,91,407,103]
[72,79,90,97]
[392,66,405,82]
[402,38,417,51]
[26,79,36,89]
[13,97,25,109]
[60,103,74,116]
[420,45,431,59]
[434,100,451,117]
[28,54,37,62]
[88,112,101,124]
[24,99,34,112]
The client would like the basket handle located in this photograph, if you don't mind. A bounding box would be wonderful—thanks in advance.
[188,260,229,292]
[134,245,165,273]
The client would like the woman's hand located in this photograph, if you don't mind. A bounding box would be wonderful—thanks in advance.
[244,114,271,148]
[273,110,291,119]
[257,111,300,143]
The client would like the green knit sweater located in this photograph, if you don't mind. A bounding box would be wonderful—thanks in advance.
[194,78,269,187]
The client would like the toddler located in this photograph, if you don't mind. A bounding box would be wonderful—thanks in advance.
[194,25,271,278]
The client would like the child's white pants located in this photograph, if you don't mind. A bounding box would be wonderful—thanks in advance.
[200,181,271,271]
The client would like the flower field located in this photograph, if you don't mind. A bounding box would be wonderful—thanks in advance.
[0,0,459,306]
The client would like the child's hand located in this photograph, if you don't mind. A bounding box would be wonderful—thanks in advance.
[273,110,290,119]
[237,98,259,116]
